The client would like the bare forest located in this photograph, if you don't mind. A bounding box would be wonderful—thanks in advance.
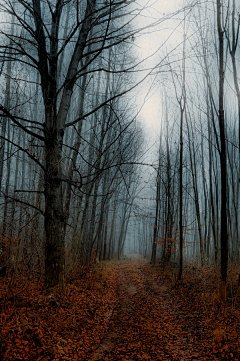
[0,0,240,360]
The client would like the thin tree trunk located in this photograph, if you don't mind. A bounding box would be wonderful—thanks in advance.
[186,111,204,265]
[151,159,161,265]
[217,0,228,301]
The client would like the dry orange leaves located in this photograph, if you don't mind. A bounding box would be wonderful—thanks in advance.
[1,260,240,360]
[0,263,118,361]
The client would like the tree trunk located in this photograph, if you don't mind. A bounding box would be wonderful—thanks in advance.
[44,128,65,291]
[151,163,160,265]
[186,111,204,265]
[217,0,228,301]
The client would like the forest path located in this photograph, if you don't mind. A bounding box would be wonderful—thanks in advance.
[87,258,207,361]
[2,257,239,360]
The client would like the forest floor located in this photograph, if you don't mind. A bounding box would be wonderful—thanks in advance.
[1,257,240,360]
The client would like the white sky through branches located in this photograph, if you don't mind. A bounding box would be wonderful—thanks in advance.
[133,0,188,159]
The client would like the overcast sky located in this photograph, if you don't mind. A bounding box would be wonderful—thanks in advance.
[131,0,188,162]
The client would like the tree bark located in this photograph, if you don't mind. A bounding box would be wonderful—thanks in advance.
[44,128,65,291]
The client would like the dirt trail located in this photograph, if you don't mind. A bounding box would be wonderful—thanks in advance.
[2,257,239,360]
[87,258,210,361]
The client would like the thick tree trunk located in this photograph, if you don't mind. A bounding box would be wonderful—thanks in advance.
[44,128,65,291]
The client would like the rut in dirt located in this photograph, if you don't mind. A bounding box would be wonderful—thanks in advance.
[87,258,212,361]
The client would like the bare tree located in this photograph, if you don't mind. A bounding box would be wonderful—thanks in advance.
[217,0,228,301]
[0,0,148,291]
